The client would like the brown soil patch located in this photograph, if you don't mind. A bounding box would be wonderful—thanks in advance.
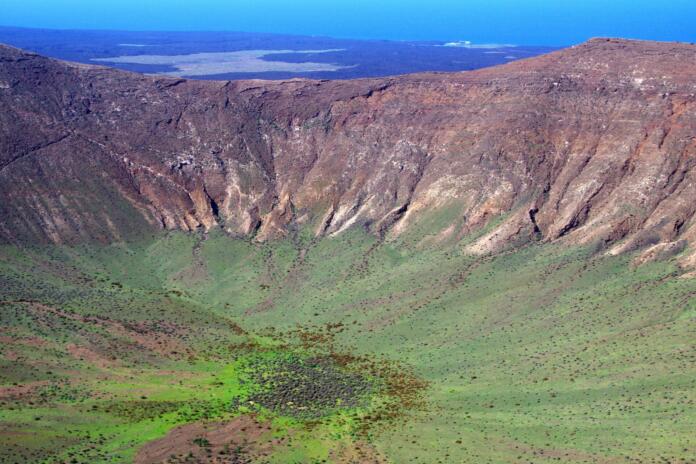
[66,343,120,369]
[2,350,19,361]
[134,415,276,464]
[111,320,193,359]
[135,415,386,464]
[0,335,48,347]
[0,380,50,400]
[15,300,193,359]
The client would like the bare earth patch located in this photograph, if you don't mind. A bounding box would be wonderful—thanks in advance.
[66,343,119,369]
[134,415,275,464]
[0,380,50,400]
[135,414,386,464]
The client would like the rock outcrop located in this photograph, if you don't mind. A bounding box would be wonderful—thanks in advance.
[1,39,695,267]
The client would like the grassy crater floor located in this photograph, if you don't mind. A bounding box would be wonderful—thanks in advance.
[0,227,694,463]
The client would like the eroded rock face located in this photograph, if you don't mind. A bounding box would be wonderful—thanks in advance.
[1,39,695,266]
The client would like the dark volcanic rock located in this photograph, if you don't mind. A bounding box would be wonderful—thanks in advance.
[1,39,695,268]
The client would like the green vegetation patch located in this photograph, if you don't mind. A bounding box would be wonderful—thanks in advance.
[239,352,375,419]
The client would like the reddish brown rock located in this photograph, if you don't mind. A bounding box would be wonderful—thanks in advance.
[1,39,695,267]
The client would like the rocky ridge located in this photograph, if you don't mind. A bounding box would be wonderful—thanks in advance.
[1,39,695,269]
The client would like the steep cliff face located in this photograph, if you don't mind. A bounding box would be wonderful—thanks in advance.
[1,39,695,267]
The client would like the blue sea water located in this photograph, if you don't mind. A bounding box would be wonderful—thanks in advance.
[2,0,695,46]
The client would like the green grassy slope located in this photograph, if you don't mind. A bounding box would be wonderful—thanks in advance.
[0,228,694,463]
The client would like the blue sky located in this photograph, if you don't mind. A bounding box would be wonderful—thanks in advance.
[2,0,695,45]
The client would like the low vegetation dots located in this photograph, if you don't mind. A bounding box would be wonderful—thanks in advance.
[240,353,375,419]
[0,228,694,463]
